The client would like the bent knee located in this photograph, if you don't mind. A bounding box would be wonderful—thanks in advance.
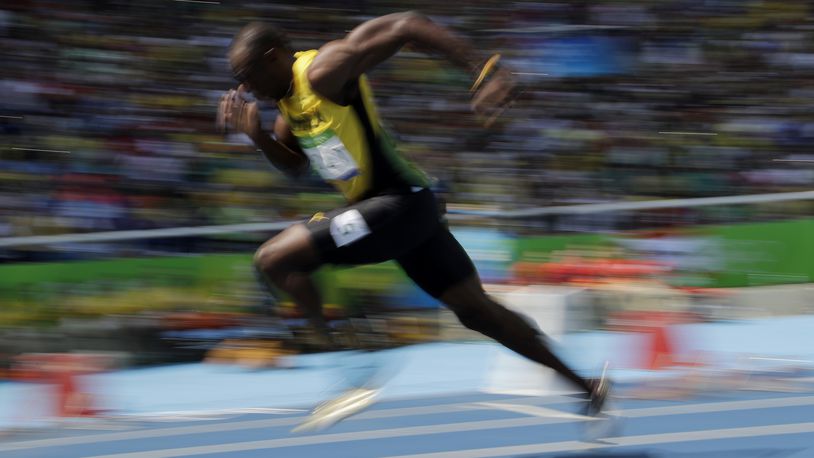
[253,242,284,275]
[253,225,319,275]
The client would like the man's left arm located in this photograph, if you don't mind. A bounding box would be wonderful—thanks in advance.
[308,11,518,123]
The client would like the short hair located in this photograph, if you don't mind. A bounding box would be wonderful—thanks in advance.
[230,22,291,64]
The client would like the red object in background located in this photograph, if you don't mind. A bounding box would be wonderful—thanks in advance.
[11,353,106,417]
[161,312,243,330]
[645,325,674,370]
[51,354,103,417]
[607,311,701,370]
[512,258,669,285]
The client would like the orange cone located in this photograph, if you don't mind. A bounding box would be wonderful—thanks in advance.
[608,310,697,371]
[644,325,674,370]
[50,354,99,417]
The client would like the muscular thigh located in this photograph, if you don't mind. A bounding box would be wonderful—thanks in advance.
[306,189,442,266]
[397,226,477,299]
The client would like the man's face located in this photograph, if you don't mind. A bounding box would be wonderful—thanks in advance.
[229,44,292,101]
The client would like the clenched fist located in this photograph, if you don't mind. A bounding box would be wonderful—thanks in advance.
[216,85,262,139]
[470,55,522,127]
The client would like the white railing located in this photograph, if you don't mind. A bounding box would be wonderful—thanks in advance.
[448,190,814,218]
[0,190,812,248]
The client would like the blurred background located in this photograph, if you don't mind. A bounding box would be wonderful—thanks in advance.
[1,0,813,419]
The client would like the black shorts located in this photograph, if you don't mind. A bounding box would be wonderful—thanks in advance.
[305,188,476,298]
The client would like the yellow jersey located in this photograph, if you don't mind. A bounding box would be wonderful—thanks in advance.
[277,50,429,203]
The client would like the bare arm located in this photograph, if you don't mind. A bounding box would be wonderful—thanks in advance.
[272,115,303,153]
[251,126,309,178]
[309,12,486,104]
[217,86,309,177]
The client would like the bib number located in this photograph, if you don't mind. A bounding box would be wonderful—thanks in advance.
[330,209,371,247]
[299,130,359,181]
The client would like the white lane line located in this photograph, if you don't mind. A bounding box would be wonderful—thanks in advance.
[81,396,814,458]
[384,422,814,458]
[82,417,570,458]
[474,402,594,421]
[0,417,296,452]
[0,395,572,451]
[7,395,814,453]
[614,395,814,418]
[122,407,306,422]
[481,396,814,421]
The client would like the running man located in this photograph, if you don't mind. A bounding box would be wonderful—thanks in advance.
[217,11,609,429]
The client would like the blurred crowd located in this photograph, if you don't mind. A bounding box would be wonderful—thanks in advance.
[3,0,814,247]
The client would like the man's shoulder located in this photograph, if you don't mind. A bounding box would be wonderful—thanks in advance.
[308,40,358,105]
[308,40,353,76]
[315,39,345,54]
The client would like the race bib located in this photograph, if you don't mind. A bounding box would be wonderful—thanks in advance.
[330,209,371,247]
[298,130,359,181]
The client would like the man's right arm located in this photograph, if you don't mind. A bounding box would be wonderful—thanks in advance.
[249,132,309,178]
[250,115,309,177]
[217,86,309,177]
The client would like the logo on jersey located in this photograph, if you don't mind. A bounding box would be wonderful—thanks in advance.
[308,212,329,224]
[286,109,326,132]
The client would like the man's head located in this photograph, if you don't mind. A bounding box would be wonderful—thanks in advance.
[228,22,294,100]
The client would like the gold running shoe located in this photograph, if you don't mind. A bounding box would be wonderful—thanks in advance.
[292,387,379,433]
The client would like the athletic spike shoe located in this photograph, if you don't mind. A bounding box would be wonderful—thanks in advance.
[292,387,378,433]
[586,361,611,417]
[581,362,624,442]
